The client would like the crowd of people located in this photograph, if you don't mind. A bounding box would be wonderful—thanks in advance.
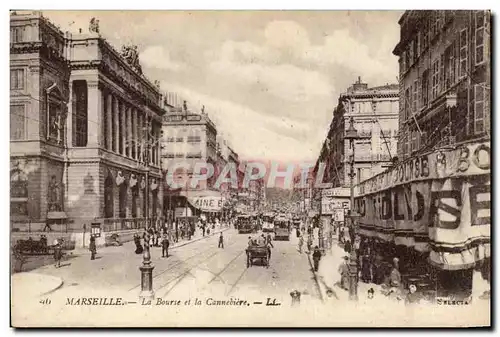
[129,216,232,258]
[334,224,426,304]
[292,217,424,305]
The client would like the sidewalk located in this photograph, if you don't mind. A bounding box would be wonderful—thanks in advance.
[72,224,231,255]
[11,272,63,298]
[308,240,396,304]
[310,240,492,306]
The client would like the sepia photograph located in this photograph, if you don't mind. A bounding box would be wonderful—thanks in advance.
[8,8,491,328]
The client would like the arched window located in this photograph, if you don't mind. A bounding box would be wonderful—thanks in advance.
[104,175,114,218]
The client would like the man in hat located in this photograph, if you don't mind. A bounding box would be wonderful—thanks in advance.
[338,256,349,290]
[161,233,170,258]
[312,246,322,272]
[53,238,63,268]
[218,232,224,249]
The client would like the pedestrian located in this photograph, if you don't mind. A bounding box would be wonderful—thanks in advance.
[258,234,266,246]
[298,235,304,253]
[53,238,63,268]
[312,246,322,272]
[405,284,420,305]
[161,233,170,258]
[266,233,274,248]
[307,235,313,253]
[89,235,97,260]
[155,229,160,247]
[218,232,224,249]
[134,233,143,254]
[389,257,402,289]
[361,253,372,283]
[344,237,352,254]
[266,239,273,262]
[367,288,375,300]
[338,256,349,290]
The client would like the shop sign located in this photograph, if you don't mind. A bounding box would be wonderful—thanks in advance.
[322,187,350,198]
[188,196,226,212]
[356,141,491,196]
[321,198,350,215]
[355,174,490,270]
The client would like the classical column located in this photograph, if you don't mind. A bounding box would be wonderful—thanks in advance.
[126,105,132,158]
[114,96,120,153]
[106,93,113,150]
[138,112,143,162]
[87,80,102,147]
[132,108,137,160]
[121,101,126,156]
[66,80,73,148]
[148,118,153,165]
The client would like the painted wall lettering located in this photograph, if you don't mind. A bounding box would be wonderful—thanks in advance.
[429,190,462,230]
[469,184,491,226]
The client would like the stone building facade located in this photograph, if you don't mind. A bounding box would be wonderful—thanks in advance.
[10,11,71,229]
[161,103,221,222]
[314,78,399,189]
[392,10,491,159]
[65,30,164,231]
[10,11,164,238]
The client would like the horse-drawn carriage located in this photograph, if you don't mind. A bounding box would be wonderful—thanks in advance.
[14,236,51,255]
[246,245,270,268]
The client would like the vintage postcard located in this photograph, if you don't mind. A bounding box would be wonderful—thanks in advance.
[9,10,491,327]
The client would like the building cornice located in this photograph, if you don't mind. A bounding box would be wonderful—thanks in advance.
[69,59,164,117]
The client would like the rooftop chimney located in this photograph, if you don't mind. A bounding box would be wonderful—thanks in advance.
[352,76,368,92]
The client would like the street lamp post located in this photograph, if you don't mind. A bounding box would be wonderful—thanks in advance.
[139,238,155,300]
[138,120,162,300]
[344,116,360,301]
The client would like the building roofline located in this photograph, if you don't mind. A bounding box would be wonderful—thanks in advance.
[398,10,409,24]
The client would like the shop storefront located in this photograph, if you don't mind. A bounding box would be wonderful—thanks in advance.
[320,188,350,250]
[181,190,226,223]
[354,140,490,299]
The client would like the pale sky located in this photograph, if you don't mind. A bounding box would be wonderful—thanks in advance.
[45,10,403,162]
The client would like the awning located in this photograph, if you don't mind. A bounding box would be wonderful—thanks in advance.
[355,140,491,271]
[181,190,227,212]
